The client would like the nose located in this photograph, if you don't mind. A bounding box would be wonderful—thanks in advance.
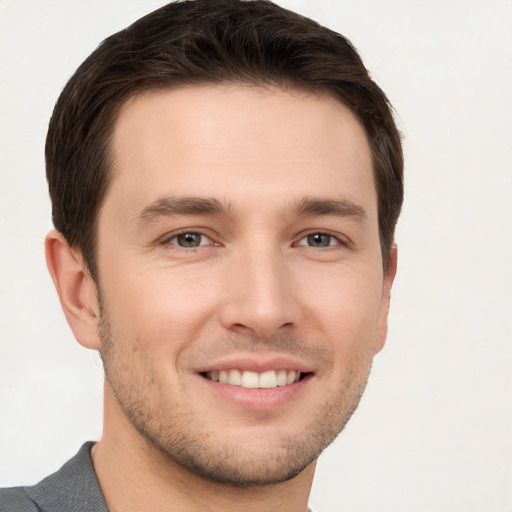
[217,245,303,339]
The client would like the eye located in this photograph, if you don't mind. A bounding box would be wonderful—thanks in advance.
[168,232,212,248]
[297,233,341,248]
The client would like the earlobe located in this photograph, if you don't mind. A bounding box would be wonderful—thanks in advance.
[374,244,398,354]
[45,230,101,350]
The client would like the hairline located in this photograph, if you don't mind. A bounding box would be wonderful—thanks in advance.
[78,82,392,283]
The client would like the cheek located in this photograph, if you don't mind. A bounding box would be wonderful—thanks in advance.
[100,265,220,353]
[311,277,382,398]
[300,266,383,349]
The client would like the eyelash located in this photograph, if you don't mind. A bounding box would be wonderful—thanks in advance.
[160,230,348,250]
[295,231,348,249]
[160,230,215,249]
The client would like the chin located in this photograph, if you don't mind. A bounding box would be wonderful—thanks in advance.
[135,410,350,487]
[154,436,321,487]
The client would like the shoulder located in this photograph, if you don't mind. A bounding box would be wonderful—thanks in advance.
[0,486,40,511]
[0,442,107,512]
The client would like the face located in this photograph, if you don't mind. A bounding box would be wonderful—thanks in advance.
[94,85,394,485]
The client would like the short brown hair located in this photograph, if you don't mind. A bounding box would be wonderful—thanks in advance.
[46,0,403,280]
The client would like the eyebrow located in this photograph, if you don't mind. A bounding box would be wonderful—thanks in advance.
[134,195,367,225]
[135,197,229,225]
[292,196,368,222]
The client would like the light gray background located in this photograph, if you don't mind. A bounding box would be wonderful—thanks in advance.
[1,1,511,511]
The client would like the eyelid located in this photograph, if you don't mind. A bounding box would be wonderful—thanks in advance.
[294,230,351,248]
[159,229,216,247]
[157,228,350,248]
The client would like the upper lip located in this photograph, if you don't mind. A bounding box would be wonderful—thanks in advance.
[194,354,314,374]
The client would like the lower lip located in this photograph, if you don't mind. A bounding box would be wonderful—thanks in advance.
[197,374,313,410]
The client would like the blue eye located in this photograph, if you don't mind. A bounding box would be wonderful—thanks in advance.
[170,232,209,248]
[298,233,339,248]
[308,233,333,247]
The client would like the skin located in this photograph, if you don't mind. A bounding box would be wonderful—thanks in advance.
[46,84,397,512]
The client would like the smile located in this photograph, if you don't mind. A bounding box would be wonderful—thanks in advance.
[203,369,303,389]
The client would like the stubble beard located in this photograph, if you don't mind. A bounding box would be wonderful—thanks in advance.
[97,296,373,487]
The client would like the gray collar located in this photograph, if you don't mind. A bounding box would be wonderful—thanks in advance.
[20,442,317,512]
[24,442,108,512]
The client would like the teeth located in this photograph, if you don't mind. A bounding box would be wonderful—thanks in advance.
[276,370,287,386]
[205,369,302,389]
[228,369,242,386]
[259,370,277,389]
[241,371,259,388]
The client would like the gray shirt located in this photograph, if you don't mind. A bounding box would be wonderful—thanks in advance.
[0,443,316,511]
[0,443,107,512]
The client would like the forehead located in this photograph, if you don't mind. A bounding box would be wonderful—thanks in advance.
[106,84,376,219]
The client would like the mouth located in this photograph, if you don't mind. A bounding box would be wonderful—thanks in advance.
[200,369,309,389]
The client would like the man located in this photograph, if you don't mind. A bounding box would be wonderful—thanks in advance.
[0,0,403,510]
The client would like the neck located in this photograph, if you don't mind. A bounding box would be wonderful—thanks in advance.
[91,385,315,512]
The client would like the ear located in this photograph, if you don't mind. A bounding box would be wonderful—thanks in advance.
[45,229,100,350]
[374,244,398,354]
